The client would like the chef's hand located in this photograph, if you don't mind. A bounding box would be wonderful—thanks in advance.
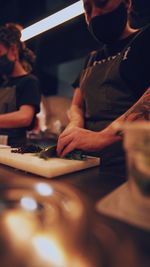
[57,126,105,157]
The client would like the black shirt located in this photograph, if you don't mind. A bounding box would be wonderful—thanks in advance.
[82,24,150,98]
[0,74,40,146]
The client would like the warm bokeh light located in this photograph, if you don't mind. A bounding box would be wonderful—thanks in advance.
[32,234,66,266]
[34,183,54,196]
[4,211,37,242]
[20,196,38,211]
[21,1,84,41]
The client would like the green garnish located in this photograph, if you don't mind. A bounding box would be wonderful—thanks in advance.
[37,145,86,160]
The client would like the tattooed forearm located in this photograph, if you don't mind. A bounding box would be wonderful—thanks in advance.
[113,87,150,138]
[123,87,150,122]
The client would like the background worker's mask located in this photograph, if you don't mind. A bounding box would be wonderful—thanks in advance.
[0,54,15,76]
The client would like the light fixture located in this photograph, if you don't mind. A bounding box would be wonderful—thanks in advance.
[21,1,84,42]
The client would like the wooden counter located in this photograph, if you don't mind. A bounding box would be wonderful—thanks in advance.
[0,163,149,267]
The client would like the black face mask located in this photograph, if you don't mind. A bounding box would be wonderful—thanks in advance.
[0,54,15,76]
[88,2,128,44]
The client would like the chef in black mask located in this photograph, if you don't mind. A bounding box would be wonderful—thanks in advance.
[88,0,132,44]
[57,0,150,179]
[0,24,40,147]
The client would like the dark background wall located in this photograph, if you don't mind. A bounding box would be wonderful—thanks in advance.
[0,0,150,96]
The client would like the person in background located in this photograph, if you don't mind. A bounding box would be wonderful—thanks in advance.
[0,24,40,147]
[57,0,150,179]
[6,23,36,73]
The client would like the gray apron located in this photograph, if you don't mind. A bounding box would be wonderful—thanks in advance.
[80,46,140,171]
[0,82,26,147]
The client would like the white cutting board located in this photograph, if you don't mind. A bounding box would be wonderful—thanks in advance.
[0,148,100,178]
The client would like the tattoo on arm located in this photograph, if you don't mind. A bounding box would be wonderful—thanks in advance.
[115,87,150,137]
[124,87,150,121]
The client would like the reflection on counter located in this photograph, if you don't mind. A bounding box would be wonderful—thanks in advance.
[0,178,99,267]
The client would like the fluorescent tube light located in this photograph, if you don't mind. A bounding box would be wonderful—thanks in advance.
[21,1,84,41]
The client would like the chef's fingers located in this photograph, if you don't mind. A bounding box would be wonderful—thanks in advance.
[57,133,73,156]
[59,127,74,139]
[59,141,76,158]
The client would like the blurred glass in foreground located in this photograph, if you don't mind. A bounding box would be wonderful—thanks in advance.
[123,122,150,208]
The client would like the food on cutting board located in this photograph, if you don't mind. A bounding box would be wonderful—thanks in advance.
[11,144,42,154]
[11,144,86,160]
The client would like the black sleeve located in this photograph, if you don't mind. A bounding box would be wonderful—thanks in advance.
[120,24,150,96]
[17,74,41,114]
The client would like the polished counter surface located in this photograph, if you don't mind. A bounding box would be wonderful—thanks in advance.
[0,163,149,267]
